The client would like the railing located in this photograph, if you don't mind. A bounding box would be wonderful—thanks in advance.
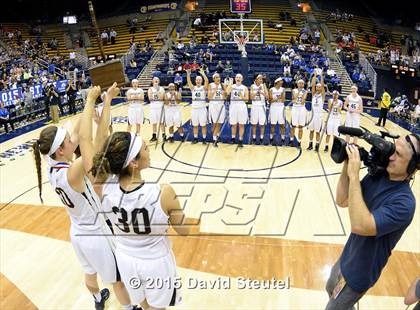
[74,52,91,70]
[137,50,157,79]
[35,57,65,79]
[359,51,377,98]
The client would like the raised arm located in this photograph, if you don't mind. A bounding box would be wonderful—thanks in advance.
[200,68,209,90]
[320,73,325,99]
[186,69,194,91]
[311,74,317,95]
[78,86,102,181]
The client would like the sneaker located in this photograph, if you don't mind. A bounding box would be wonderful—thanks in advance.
[230,137,235,144]
[192,138,198,144]
[180,135,185,142]
[94,288,110,310]
[238,140,243,147]
[256,138,261,145]
[202,140,207,145]
[315,144,319,152]
[169,136,174,143]
[324,145,329,153]
[306,143,313,151]
[162,134,167,141]
[252,138,256,145]
[149,135,157,142]
[281,138,285,146]
[213,140,219,147]
[131,306,144,310]
[297,141,301,149]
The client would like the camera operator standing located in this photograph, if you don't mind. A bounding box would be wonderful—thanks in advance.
[325,134,419,309]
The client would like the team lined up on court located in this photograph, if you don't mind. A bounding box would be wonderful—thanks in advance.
[114,71,364,151]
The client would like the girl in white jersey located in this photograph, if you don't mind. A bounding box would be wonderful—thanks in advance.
[226,73,249,147]
[164,83,184,142]
[126,79,145,135]
[82,129,194,309]
[344,84,363,144]
[324,90,343,153]
[250,74,269,145]
[208,73,227,146]
[307,72,325,152]
[187,68,209,144]
[269,77,286,145]
[290,79,308,148]
[32,84,137,310]
[148,77,166,142]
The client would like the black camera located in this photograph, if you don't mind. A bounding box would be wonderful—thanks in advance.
[331,126,398,176]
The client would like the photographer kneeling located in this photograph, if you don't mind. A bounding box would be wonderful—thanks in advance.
[326,134,419,309]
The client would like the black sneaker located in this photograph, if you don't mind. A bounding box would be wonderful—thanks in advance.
[324,145,329,153]
[94,288,110,310]
[256,138,261,145]
[230,137,235,144]
[162,134,167,141]
[289,140,294,147]
[238,140,243,147]
[306,142,313,151]
[169,136,174,143]
[192,138,198,144]
[180,135,185,142]
[252,138,256,145]
[297,141,301,149]
[132,306,144,310]
[281,138,285,146]
[270,138,274,145]
[202,140,207,145]
[315,144,319,152]
[149,134,157,142]
[213,140,219,147]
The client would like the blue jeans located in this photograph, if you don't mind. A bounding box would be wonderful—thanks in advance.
[325,259,366,310]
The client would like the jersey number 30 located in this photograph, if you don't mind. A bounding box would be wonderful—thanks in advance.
[112,207,152,235]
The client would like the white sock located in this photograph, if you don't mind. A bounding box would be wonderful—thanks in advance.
[122,305,133,310]
[270,134,273,139]
[252,134,256,139]
[260,135,264,140]
[93,292,102,302]
[194,134,198,138]
[213,135,217,140]
[290,137,293,141]
[281,135,285,139]
[231,135,235,139]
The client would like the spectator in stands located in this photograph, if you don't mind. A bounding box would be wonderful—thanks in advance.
[284,63,291,77]
[205,49,214,62]
[156,31,165,43]
[177,40,185,50]
[101,30,108,45]
[0,101,14,133]
[208,41,216,49]
[314,29,321,45]
[252,32,259,42]
[215,61,224,73]
[49,37,58,50]
[110,29,117,45]
[290,18,297,27]
[225,60,233,76]
[174,73,183,90]
[280,52,290,65]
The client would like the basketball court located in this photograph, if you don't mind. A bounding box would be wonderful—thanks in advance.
[1,100,419,309]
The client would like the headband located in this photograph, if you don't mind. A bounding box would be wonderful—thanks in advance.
[236,74,243,79]
[297,79,304,84]
[44,127,67,166]
[123,133,143,168]
[275,77,283,83]
[406,134,419,161]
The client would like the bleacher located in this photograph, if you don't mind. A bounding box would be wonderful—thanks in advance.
[1,15,167,59]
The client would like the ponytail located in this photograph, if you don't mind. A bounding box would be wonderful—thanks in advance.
[32,140,44,204]
[91,151,111,178]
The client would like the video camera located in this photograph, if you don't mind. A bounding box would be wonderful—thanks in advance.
[331,126,399,176]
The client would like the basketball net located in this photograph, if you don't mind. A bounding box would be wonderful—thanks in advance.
[235,36,248,57]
